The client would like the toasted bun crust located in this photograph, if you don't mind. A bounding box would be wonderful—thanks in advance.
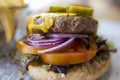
[28,52,110,80]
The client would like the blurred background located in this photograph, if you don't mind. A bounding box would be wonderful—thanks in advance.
[0,0,120,80]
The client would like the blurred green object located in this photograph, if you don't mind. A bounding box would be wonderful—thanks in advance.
[50,6,66,12]
[49,6,93,16]
[67,6,93,16]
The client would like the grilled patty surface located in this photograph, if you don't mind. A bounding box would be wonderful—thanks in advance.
[33,16,98,34]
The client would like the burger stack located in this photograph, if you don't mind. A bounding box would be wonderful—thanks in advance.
[17,6,112,80]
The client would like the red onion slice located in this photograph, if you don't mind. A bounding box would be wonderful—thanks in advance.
[28,39,65,47]
[27,34,65,47]
[29,34,45,40]
[37,37,75,53]
[46,34,88,38]
[28,37,64,43]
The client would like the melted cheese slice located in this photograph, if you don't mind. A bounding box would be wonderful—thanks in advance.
[28,13,77,33]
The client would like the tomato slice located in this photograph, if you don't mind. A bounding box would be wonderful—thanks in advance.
[40,39,97,65]
[17,38,97,65]
[17,38,53,54]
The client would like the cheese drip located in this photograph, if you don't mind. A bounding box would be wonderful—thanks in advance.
[28,13,77,33]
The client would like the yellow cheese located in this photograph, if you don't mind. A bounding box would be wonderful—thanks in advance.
[28,13,77,33]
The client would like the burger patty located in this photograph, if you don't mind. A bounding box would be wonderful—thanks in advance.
[33,16,98,34]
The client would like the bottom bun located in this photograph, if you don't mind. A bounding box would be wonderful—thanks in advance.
[28,52,110,80]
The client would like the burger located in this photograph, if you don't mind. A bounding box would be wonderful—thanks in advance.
[17,6,114,80]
